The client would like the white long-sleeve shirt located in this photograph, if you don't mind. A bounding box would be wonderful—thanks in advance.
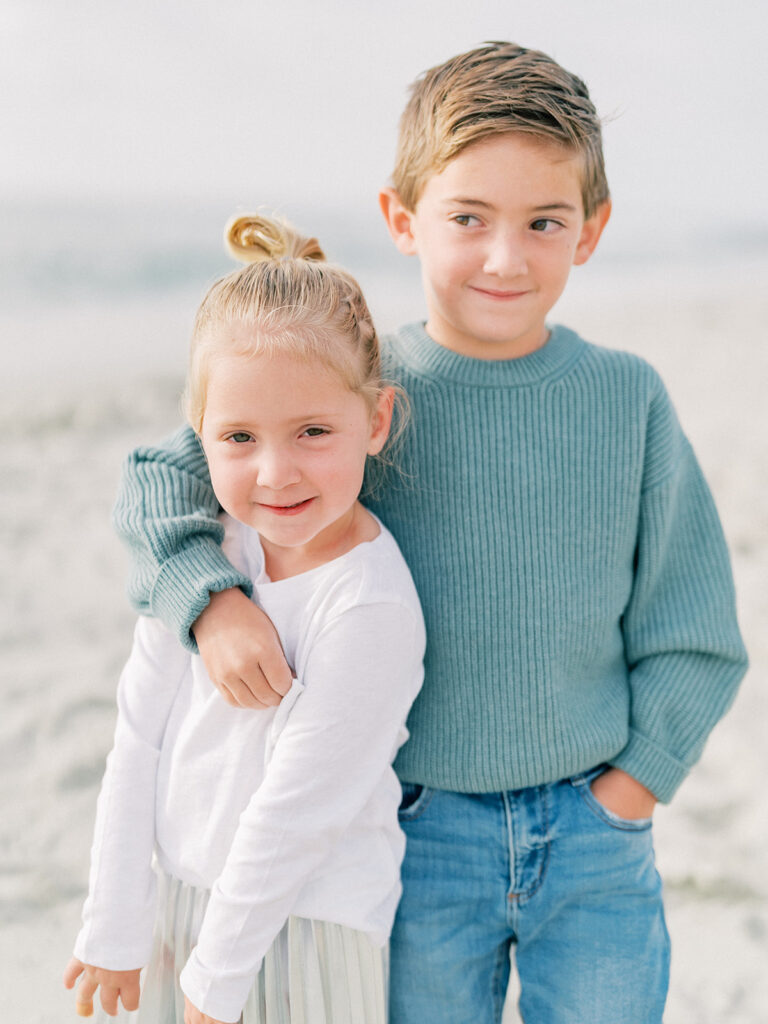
[74,515,425,1022]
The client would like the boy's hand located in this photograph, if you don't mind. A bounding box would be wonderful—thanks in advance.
[193,588,293,709]
[183,993,236,1024]
[590,766,657,820]
[63,957,140,1017]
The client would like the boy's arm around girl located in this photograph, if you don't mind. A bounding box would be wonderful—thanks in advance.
[113,376,749,811]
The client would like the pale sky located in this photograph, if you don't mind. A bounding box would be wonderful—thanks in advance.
[2,0,766,245]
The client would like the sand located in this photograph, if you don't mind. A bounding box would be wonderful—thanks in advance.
[2,258,766,1022]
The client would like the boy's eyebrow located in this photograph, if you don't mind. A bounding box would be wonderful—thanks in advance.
[531,202,580,213]
[444,197,495,209]
[444,197,580,213]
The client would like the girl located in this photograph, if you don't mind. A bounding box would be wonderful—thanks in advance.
[63,215,425,1024]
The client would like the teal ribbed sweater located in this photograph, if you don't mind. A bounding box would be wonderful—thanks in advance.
[114,323,747,803]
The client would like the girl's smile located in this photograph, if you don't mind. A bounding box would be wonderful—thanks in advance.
[199,344,392,578]
[258,497,315,515]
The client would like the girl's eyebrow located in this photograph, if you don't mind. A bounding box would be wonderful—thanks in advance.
[215,412,337,430]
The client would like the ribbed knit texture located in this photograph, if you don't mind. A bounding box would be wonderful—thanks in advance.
[114,427,253,651]
[113,323,748,803]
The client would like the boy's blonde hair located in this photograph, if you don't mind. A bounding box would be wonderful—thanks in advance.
[185,214,386,435]
[392,41,609,216]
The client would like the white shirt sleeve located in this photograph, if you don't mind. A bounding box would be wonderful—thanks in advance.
[180,600,424,1022]
[73,616,190,968]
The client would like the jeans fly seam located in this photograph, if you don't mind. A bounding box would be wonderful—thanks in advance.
[510,786,551,908]
[518,785,551,906]
[502,790,518,927]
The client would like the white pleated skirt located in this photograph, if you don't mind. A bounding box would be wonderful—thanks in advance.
[90,871,388,1024]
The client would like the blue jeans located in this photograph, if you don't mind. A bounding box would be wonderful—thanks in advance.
[390,769,670,1024]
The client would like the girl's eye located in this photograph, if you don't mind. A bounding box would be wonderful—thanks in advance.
[228,432,253,443]
[303,427,328,438]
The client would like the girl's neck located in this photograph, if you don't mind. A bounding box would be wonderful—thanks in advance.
[260,501,380,581]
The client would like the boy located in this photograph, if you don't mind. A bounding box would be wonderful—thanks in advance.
[114,43,747,1023]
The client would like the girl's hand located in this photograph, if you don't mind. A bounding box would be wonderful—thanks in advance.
[590,766,657,819]
[63,957,141,1017]
[183,993,237,1024]
[193,588,293,709]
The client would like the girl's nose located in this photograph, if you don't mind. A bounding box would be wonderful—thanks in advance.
[482,231,528,277]
[255,447,302,490]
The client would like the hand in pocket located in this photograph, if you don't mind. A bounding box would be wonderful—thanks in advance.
[590,767,657,820]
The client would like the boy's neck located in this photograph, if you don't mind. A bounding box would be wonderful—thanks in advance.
[424,317,551,361]
[391,322,586,389]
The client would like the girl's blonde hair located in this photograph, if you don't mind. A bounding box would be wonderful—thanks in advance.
[184,214,406,487]
[186,214,385,431]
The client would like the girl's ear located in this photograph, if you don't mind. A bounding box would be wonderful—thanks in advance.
[379,188,419,256]
[367,387,395,456]
[573,199,612,266]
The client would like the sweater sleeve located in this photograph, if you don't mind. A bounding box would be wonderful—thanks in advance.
[73,617,190,968]
[112,425,252,651]
[610,383,748,803]
[179,600,425,1023]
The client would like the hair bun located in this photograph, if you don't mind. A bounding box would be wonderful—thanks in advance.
[225,214,326,264]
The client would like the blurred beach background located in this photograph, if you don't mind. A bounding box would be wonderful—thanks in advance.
[1,1,766,1020]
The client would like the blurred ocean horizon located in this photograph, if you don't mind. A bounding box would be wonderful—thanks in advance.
[3,193,768,406]
[5,193,768,306]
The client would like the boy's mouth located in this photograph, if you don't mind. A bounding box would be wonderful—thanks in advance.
[470,285,529,300]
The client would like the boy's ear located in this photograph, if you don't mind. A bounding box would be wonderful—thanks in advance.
[573,199,612,266]
[379,188,418,256]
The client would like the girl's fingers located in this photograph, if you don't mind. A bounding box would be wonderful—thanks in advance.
[70,970,142,1017]
[99,984,120,1017]
[63,957,85,989]
[75,983,96,1015]
[75,975,98,1016]
[121,975,141,1012]
[77,975,99,1002]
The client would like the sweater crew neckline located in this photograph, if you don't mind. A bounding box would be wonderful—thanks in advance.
[391,322,584,387]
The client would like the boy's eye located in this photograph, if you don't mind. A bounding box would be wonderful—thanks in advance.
[228,432,253,443]
[530,218,561,232]
[452,214,480,227]
[303,427,328,438]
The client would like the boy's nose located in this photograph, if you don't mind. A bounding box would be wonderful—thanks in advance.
[483,232,528,278]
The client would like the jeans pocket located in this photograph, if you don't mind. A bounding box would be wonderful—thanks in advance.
[398,782,434,821]
[570,771,653,833]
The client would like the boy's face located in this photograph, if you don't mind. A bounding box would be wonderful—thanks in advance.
[381,133,610,359]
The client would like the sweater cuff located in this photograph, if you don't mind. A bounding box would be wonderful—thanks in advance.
[180,950,256,1024]
[72,929,151,973]
[150,542,253,653]
[609,728,689,804]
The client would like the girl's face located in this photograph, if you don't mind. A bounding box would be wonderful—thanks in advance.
[199,342,391,566]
